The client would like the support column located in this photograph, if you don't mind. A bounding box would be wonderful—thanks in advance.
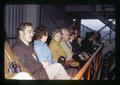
[26,5,38,29]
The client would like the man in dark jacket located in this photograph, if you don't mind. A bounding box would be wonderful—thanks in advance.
[11,22,49,80]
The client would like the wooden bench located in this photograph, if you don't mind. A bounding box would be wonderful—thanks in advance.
[4,40,34,79]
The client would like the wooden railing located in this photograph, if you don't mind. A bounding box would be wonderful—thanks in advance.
[73,44,103,80]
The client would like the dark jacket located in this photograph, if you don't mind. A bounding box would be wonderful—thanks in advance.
[81,39,95,54]
[11,39,49,80]
[70,39,83,55]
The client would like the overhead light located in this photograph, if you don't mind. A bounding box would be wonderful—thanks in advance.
[73,18,76,21]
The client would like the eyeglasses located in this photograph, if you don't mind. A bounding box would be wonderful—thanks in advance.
[23,30,35,35]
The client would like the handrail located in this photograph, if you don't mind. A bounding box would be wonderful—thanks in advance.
[72,44,103,80]
[96,30,114,44]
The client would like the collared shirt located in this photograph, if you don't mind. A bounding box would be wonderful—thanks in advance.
[33,40,54,64]
[60,40,73,60]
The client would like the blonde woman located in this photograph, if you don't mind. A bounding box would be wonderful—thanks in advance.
[49,28,67,62]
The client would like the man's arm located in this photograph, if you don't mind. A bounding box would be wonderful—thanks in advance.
[12,46,49,80]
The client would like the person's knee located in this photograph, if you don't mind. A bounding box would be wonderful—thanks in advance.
[55,63,64,68]
[12,72,33,80]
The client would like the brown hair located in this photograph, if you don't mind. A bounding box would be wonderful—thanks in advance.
[17,22,32,31]
[16,22,32,36]
[34,25,48,40]
[51,28,62,38]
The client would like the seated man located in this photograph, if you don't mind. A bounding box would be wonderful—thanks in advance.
[11,22,49,80]
[4,40,33,80]
[33,26,71,80]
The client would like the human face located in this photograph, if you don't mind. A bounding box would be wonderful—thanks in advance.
[62,30,70,41]
[70,34,75,41]
[41,35,48,43]
[74,30,79,38]
[54,32,62,42]
[20,26,34,43]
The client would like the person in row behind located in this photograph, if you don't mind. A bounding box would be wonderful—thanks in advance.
[69,31,89,67]
[49,28,67,62]
[74,29,82,47]
[81,32,96,55]
[33,25,71,80]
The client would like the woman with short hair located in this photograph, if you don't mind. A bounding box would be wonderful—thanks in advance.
[49,28,67,62]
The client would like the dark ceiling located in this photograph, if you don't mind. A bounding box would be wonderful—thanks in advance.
[53,4,115,19]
